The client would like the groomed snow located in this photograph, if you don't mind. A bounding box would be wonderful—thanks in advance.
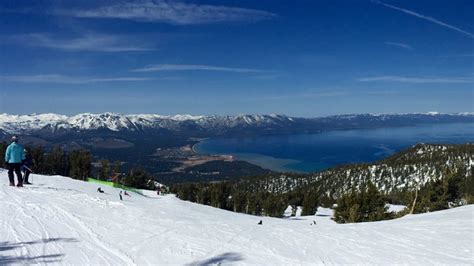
[0,170,472,265]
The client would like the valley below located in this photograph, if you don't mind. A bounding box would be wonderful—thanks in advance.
[1,112,473,184]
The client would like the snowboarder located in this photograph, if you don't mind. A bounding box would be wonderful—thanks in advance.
[124,191,130,197]
[119,191,123,200]
[97,187,104,193]
[258,220,263,225]
[21,149,34,185]
[4,136,25,187]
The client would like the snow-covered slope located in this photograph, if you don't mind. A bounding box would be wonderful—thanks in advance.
[1,171,472,265]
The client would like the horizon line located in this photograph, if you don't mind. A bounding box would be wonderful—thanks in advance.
[1,111,473,119]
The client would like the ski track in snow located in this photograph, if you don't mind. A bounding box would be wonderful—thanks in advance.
[0,171,473,265]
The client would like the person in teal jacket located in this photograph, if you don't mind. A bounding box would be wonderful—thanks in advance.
[5,135,25,187]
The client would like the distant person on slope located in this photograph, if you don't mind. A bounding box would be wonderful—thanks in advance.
[97,187,104,193]
[21,149,34,185]
[4,136,25,187]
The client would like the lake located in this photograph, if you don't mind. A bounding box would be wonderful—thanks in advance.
[194,123,474,173]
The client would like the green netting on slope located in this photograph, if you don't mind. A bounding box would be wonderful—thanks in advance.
[87,178,144,196]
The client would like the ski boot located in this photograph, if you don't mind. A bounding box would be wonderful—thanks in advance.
[16,183,23,187]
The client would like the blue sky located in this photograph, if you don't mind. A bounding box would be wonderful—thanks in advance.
[0,0,473,117]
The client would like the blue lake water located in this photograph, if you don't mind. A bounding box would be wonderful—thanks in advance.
[194,123,474,173]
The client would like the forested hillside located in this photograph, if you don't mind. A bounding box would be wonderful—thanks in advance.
[172,143,473,218]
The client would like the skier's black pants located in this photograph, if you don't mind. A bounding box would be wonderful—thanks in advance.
[23,169,31,183]
[7,163,23,185]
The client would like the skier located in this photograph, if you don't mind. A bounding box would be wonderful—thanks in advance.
[97,187,104,193]
[119,191,123,201]
[21,149,34,185]
[124,191,130,197]
[4,136,25,187]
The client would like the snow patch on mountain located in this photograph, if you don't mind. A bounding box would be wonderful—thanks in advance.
[0,112,472,134]
[0,113,294,133]
[0,113,67,133]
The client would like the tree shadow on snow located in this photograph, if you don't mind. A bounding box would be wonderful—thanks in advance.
[188,252,244,266]
[0,237,78,265]
[285,217,306,220]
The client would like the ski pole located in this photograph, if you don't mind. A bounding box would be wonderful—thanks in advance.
[23,166,34,173]
[23,166,34,183]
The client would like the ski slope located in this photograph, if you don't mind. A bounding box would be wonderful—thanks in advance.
[1,170,473,265]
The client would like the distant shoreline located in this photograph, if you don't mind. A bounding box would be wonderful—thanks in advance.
[193,139,304,173]
[191,139,208,154]
[190,122,474,173]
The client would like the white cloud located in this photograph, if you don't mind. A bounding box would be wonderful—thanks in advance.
[374,1,474,39]
[12,33,154,52]
[384,42,413,50]
[251,91,350,101]
[1,74,152,84]
[132,64,267,73]
[358,76,474,84]
[56,0,275,25]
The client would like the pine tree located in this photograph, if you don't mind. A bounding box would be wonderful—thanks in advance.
[98,159,110,180]
[46,146,70,176]
[334,182,389,223]
[0,141,7,168]
[69,150,92,181]
[231,190,248,213]
[29,146,46,174]
[301,190,319,216]
[112,160,122,174]
[122,168,152,189]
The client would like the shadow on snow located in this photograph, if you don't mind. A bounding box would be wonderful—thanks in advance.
[0,237,78,265]
[188,252,244,266]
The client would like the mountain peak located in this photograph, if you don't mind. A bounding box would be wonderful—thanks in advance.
[0,112,472,135]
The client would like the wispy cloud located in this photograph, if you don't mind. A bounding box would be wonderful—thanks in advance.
[250,91,350,101]
[366,90,399,96]
[358,76,474,84]
[384,42,413,50]
[10,33,154,52]
[1,74,152,84]
[131,64,268,73]
[374,1,474,39]
[251,74,282,80]
[55,0,275,25]
[439,54,474,58]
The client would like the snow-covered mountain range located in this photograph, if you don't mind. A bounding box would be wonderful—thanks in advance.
[0,112,472,135]
[0,113,293,134]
